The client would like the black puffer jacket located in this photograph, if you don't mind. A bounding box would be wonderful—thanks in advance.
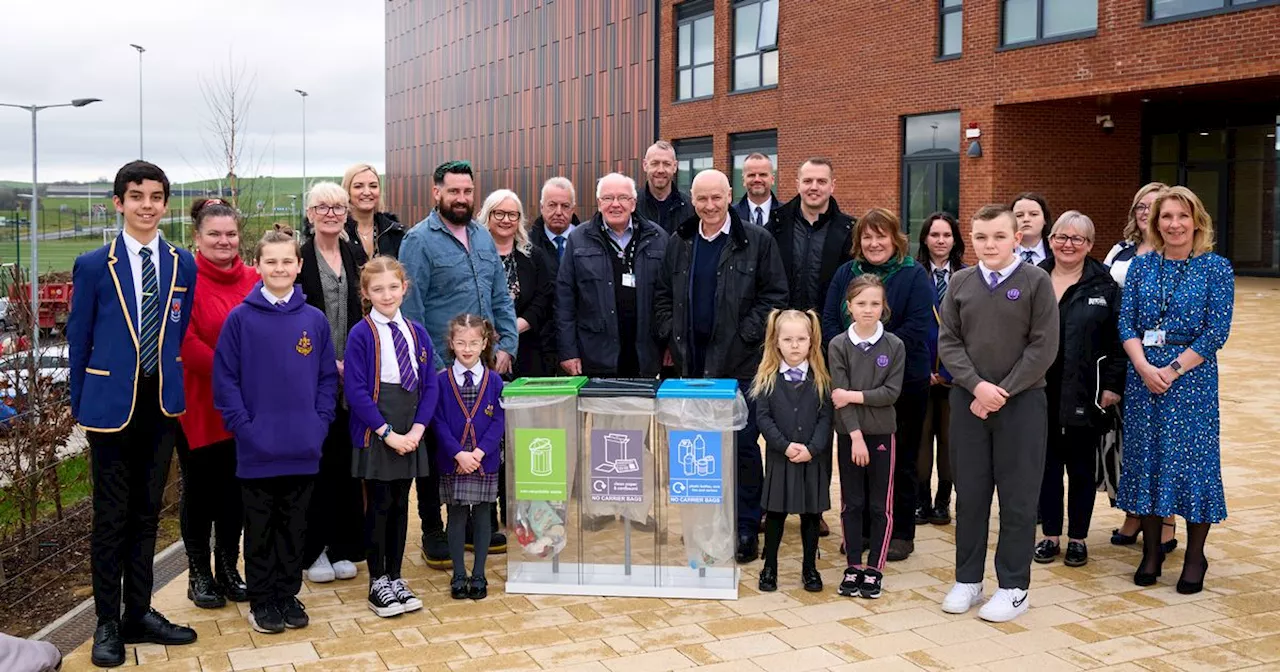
[344,212,406,266]
[1039,256,1125,429]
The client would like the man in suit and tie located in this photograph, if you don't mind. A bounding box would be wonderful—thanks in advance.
[733,153,782,229]
[68,161,199,668]
[531,176,580,266]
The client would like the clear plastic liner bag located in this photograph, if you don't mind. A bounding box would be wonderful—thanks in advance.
[579,397,656,521]
[656,395,749,432]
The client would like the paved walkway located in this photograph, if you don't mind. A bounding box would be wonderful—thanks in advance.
[59,278,1280,672]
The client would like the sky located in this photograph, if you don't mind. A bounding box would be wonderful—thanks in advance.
[0,0,384,184]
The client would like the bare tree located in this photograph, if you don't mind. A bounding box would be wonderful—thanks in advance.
[199,54,261,210]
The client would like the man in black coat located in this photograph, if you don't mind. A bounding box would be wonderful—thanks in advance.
[654,169,788,563]
[635,140,695,234]
[531,176,580,265]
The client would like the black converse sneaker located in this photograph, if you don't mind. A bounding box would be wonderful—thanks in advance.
[368,576,405,618]
[859,568,884,599]
[392,578,423,612]
[838,567,863,598]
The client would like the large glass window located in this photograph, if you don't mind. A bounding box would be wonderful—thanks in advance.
[733,0,779,91]
[1150,0,1277,21]
[1002,0,1097,46]
[677,1,715,101]
[674,137,714,196]
[940,0,963,57]
[730,131,778,201]
[902,112,961,238]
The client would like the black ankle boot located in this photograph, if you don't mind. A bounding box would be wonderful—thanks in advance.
[215,551,249,603]
[187,556,226,609]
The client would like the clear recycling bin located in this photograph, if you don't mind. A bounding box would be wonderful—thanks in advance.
[502,376,587,594]
[656,379,747,599]
[577,378,662,596]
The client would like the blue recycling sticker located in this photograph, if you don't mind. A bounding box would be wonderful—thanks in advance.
[668,430,722,504]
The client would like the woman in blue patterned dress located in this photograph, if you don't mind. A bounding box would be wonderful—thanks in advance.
[1117,186,1233,595]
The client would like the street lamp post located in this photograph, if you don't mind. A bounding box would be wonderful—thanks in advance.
[0,98,102,357]
[294,89,308,206]
[130,44,145,158]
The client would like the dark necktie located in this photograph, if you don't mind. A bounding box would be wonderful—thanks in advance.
[785,367,803,382]
[989,271,1000,289]
[754,206,763,227]
[858,341,873,353]
[1021,249,1037,264]
[554,235,565,260]
[389,321,418,392]
[463,370,475,389]
[933,268,948,297]
[138,247,160,375]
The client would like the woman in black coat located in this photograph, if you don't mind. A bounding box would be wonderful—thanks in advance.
[343,162,406,265]
[478,189,557,378]
[1033,211,1124,569]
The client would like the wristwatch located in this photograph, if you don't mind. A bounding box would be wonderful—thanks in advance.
[1169,360,1183,376]
[379,425,393,440]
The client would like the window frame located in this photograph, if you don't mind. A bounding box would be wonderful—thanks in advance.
[1145,0,1280,26]
[676,1,716,103]
[938,0,963,60]
[900,111,962,237]
[673,136,716,196]
[730,0,780,94]
[998,0,1098,51]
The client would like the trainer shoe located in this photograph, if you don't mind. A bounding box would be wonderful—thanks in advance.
[941,582,985,614]
[859,568,884,599]
[978,588,1029,623]
[304,550,335,583]
[332,559,358,580]
[249,602,285,634]
[368,576,405,618]
[837,567,863,598]
[392,578,423,612]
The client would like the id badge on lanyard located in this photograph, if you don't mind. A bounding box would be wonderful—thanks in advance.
[1142,329,1166,347]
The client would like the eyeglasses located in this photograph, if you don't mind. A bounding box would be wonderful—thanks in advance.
[488,210,521,222]
[311,204,348,215]
[1133,204,1151,214]
[451,340,485,349]
[598,195,635,204]
[1049,234,1090,246]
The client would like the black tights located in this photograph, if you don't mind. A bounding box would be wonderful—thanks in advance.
[761,512,820,571]
[447,503,492,580]
[1138,515,1210,583]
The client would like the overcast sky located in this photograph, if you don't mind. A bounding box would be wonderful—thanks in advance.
[0,0,384,184]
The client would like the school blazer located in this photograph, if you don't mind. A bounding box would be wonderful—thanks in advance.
[67,234,197,431]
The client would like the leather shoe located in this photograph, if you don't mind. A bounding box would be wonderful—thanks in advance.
[886,539,914,562]
[450,575,470,599]
[215,551,249,603]
[757,566,778,592]
[121,609,197,646]
[187,557,226,609]
[91,620,125,668]
[468,576,489,600]
[735,535,759,564]
[928,504,952,525]
[802,567,823,592]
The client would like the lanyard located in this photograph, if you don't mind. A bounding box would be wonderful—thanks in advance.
[601,224,637,274]
[1155,254,1189,329]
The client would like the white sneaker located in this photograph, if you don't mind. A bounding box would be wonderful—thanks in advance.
[978,588,1029,622]
[332,559,358,580]
[304,551,335,583]
[941,582,985,614]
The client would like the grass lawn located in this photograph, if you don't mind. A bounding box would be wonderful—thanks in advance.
[0,236,103,274]
[0,453,91,534]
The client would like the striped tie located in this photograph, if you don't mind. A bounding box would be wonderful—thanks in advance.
[388,321,418,392]
[785,367,803,382]
[858,341,873,353]
[1021,249,1037,264]
[934,268,948,297]
[138,247,161,375]
[463,370,475,388]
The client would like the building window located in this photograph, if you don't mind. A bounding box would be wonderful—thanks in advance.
[1002,0,1097,46]
[901,112,961,238]
[677,1,715,101]
[940,0,963,57]
[733,0,779,92]
[1149,0,1280,22]
[730,131,778,201]
[674,137,714,195]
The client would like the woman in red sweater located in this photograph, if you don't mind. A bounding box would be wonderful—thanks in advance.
[178,198,260,609]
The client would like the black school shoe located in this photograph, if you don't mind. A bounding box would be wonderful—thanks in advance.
[1064,541,1088,567]
[91,621,125,668]
[1033,539,1061,564]
[468,575,489,600]
[735,535,759,564]
[758,565,778,592]
[450,575,470,600]
[859,568,884,599]
[838,568,864,598]
[121,609,197,645]
[802,567,823,593]
[915,504,930,525]
[928,504,952,526]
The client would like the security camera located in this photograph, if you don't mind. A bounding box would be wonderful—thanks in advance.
[1096,115,1115,134]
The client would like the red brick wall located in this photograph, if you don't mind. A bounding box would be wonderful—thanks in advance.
[659,0,1280,253]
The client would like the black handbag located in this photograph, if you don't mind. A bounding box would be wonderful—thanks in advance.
[1095,406,1122,501]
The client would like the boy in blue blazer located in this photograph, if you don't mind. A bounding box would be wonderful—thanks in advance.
[67,161,199,668]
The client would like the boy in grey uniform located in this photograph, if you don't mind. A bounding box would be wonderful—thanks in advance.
[937,204,1059,622]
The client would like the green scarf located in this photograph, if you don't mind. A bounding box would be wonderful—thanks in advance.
[839,256,915,329]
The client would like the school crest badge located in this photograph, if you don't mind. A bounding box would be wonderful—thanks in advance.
[168,297,183,323]
[296,331,313,356]
[418,347,428,364]
[484,403,494,417]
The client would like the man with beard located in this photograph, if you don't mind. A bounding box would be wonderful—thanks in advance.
[531,176,580,265]
[400,160,518,569]
[654,169,788,564]
[733,153,782,228]
[635,140,695,234]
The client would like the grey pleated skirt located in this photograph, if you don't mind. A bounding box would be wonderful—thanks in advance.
[352,383,431,481]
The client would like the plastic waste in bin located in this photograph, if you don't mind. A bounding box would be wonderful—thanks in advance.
[656,379,748,600]
[502,376,587,593]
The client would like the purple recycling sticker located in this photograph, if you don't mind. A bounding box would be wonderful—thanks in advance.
[876,354,890,368]
[1006,288,1021,300]
[589,429,645,503]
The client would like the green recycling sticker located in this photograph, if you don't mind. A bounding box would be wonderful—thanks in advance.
[514,428,567,501]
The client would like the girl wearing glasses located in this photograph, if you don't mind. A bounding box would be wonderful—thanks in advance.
[298,182,368,586]
[1032,212,1124,569]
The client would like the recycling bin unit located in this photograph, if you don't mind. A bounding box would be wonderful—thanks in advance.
[656,379,748,600]
[502,376,587,594]
[576,378,663,596]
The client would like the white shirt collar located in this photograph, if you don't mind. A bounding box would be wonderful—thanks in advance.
[978,258,1021,283]
[261,286,294,305]
[451,359,485,385]
[847,321,884,347]
[1017,240,1046,261]
[930,260,951,274]
[545,224,574,242]
[370,308,404,326]
[778,360,810,375]
[121,229,161,258]
[698,216,732,242]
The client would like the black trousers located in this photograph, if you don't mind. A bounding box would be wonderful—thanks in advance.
[303,407,365,565]
[1039,423,1100,540]
[89,377,178,623]
[242,475,314,609]
[736,378,763,537]
[917,384,954,506]
[889,386,927,541]
[365,479,412,581]
[839,433,896,570]
[176,434,242,560]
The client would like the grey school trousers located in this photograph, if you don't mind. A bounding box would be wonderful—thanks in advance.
[950,387,1047,590]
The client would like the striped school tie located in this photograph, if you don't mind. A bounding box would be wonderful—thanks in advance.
[785,367,803,382]
[138,247,160,375]
[463,370,475,388]
[388,321,418,392]
[1021,249,1037,264]
[934,268,948,297]
[858,342,873,353]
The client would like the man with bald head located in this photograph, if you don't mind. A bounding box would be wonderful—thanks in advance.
[654,169,788,563]
[636,141,695,234]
